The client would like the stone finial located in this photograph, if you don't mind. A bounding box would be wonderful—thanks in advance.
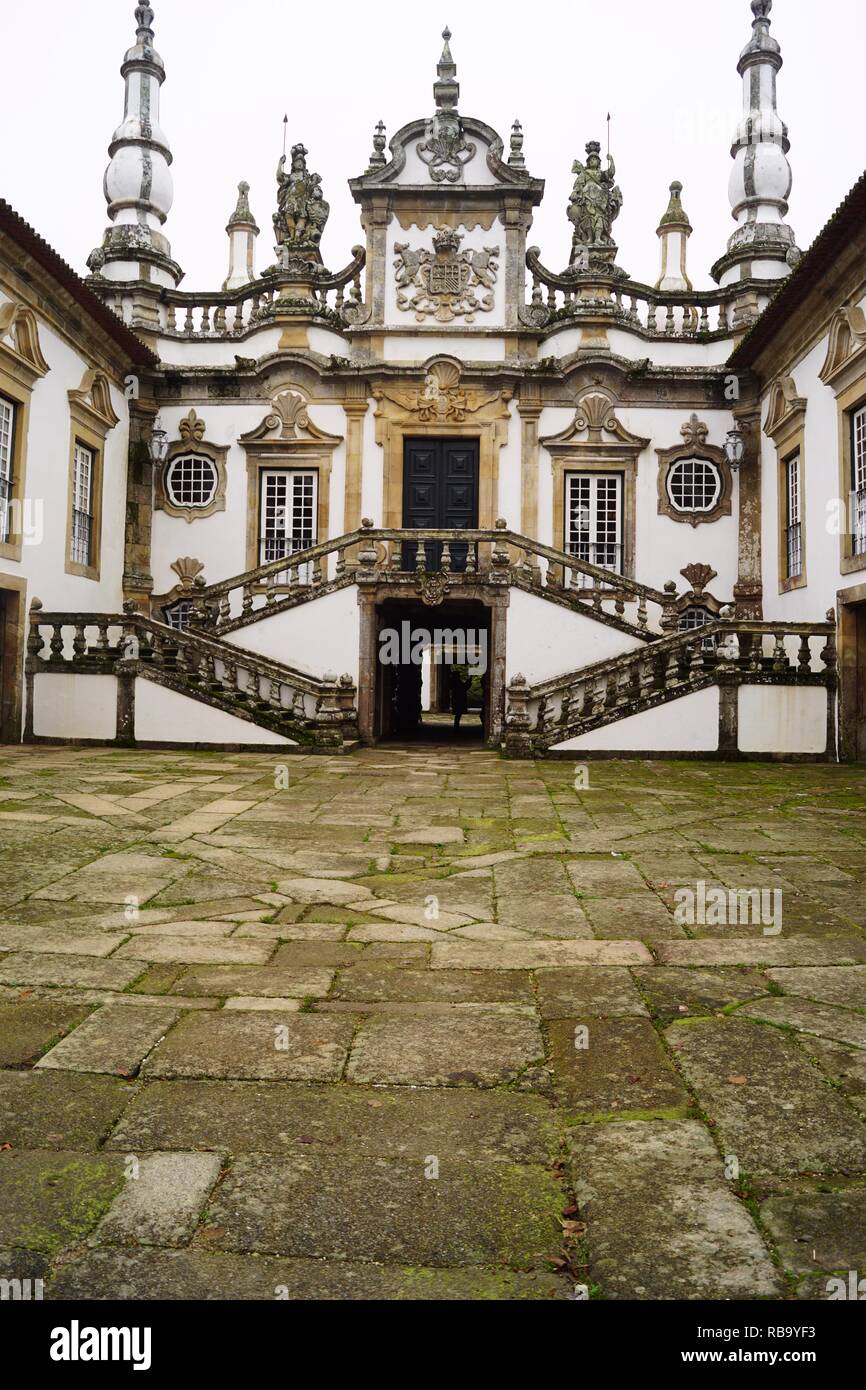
[658,181,691,231]
[135,3,155,34]
[227,181,258,231]
[434,25,459,111]
[368,120,387,170]
[751,0,772,21]
[508,120,525,169]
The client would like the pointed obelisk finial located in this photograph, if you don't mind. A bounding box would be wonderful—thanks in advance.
[434,26,459,110]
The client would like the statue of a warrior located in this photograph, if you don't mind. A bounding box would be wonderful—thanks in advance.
[274,143,330,254]
[567,141,622,252]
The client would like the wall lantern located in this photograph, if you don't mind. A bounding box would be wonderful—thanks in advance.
[724,424,745,471]
[148,416,169,466]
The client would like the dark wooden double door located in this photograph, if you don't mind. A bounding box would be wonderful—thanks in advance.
[402,438,479,572]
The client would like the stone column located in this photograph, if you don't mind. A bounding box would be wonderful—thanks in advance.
[517,396,542,540]
[733,405,763,620]
[342,395,369,535]
[123,399,159,606]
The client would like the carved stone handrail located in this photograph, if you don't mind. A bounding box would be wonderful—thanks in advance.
[505,615,838,755]
[190,521,678,640]
[523,247,748,338]
[27,609,358,747]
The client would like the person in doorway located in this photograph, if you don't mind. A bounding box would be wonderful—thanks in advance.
[450,667,469,730]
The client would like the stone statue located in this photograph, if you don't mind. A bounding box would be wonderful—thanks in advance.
[273,143,330,257]
[567,141,622,256]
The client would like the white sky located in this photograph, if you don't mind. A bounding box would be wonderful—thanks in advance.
[2,0,863,292]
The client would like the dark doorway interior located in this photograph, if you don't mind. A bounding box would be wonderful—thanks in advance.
[0,586,23,743]
[376,599,490,744]
[402,437,479,572]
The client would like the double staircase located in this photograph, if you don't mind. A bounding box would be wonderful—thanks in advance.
[26,521,839,757]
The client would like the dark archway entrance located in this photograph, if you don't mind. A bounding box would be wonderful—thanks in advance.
[375,598,489,743]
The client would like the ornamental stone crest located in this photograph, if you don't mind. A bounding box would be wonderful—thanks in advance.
[416,28,476,183]
[394,227,499,323]
[567,141,623,264]
[273,144,329,261]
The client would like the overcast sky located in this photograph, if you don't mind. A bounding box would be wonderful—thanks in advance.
[2,0,863,292]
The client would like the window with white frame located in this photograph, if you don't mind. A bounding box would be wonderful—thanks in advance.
[785,450,802,578]
[259,470,317,577]
[165,454,218,509]
[71,441,94,567]
[678,604,717,648]
[852,405,866,557]
[164,599,193,631]
[666,457,722,514]
[0,395,15,544]
[565,473,622,587]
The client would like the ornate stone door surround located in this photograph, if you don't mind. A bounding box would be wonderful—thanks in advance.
[372,357,512,536]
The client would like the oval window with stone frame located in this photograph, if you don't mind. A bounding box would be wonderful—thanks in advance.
[666,457,722,515]
[165,454,219,510]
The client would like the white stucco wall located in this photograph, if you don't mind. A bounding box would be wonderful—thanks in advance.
[552,684,720,752]
[32,673,117,740]
[135,677,293,745]
[222,584,360,681]
[737,684,828,754]
[506,585,642,684]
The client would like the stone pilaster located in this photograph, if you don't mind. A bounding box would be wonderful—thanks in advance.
[733,406,763,619]
[123,399,158,605]
[517,394,542,540]
[342,394,369,534]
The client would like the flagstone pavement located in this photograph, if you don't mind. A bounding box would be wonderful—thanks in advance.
[1,743,866,1301]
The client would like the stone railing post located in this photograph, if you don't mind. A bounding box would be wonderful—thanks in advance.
[504,673,534,759]
[313,672,345,751]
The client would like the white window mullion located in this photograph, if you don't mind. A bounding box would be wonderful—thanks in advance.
[71,441,94,567]
[0,397,15,543]
[853,406,866,556]
[566,473,623,588]
[260,470,317,580]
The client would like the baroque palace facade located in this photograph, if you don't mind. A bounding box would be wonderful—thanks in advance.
[0,2,864,757]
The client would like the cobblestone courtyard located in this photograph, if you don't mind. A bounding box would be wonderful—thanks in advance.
[1,745,866,1301]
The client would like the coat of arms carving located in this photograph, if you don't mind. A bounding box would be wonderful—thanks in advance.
[394,227,499,323]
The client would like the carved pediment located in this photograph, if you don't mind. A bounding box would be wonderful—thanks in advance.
[763,375,807,442]
[0,300,50,383]
[373,357,511,425]
[819,305,866,391]
[67,368,120,433]
[170,557,205,590]
[241,389,343,449]
[540,389,649,455]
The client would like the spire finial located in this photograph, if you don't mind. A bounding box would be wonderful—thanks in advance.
[135,3,155,35]
[508,120,525,169]
[433,24,459,111]
[368,120,387,171]
[751,0,772,22]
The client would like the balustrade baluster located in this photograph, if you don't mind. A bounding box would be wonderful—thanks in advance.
[797,632,812,673]
[166,304,177,332]
[266,573,277,606]
[242,585,253,617]
[664,303,675,335]
[772,632,789,671]
[72,623,87,659]
[637,595,648,629]
[440,541,452,573]
[465,541,477,575]
[699,304,709,334]
[50,623,65,660]
[218,595,230,626]
[689,636,705,682]
[184,306,194,335]
[415,541,426,574]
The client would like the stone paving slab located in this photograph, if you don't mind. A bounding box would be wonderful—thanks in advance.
[656,939,866,967]
[430,940,653,968]
[35,1005,180,1076]
[0,953,148,991]
[108,1079,558,1163]
[141,1010,355,1082]
[94,1152,222,1249]
[632,965,770,1022]
[570,1120,781,1299]
[113,937,273,966]
[333,966,533,1004]
[0,1149,126,1255]
[666,1018,866,1174]
[765,966,866,1010]
[346,1009,545,1088]
[760,1192,866,1276]
[196,1151,562,1267]
[0,1071,134,1149]
[167,966,334,998]
[0,999,91,1067]
[549,1018,688,1117]
[47,1247,566,1300]
[536,967,648,1019]
[737,997,866,1050]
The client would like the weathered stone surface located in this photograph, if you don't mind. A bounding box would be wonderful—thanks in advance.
[567,859,648,895]
[570,1120,781,1299]
[766,966,866,1010]
[334,966,533,1004]
[0,925,127,956]
[114,937,272,965]
[656,939,866,968]
[270,942,364,968]
[0,953,148,990]
[666,1018,866,1174]
[108,1080,558,1163]
[0,1150,125,1255]
[168,966,333,998]
[536,967,647,1020]
[431,940,652,969]
[346,1009,544,1087]
[760,1192,866,1275]
[0,1071,133,1149]
[142,1011,355,1082]
[0,999,90,1067]
[48,1247,566,1300]
[36,1005,180,1076]
[95,1153,222,1248]
[550,1018,688,1117]
[391,827,465,845]
[196,1152,561,1266]
[632,965,769,1022]
[737,997,866,1050]
[274,878,375,905]
[584,896,682,940]
[797,1035,866,1113]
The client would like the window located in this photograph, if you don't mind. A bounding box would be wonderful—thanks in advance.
[259,470,317,578]
[565,473,622,587]
[666,457,721,514]
[165,454,218,510]
[164,600,193,631]
[70,441,94,567]
[852,405,866,557]
[0,395,15,544]
[785,450,802,578]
